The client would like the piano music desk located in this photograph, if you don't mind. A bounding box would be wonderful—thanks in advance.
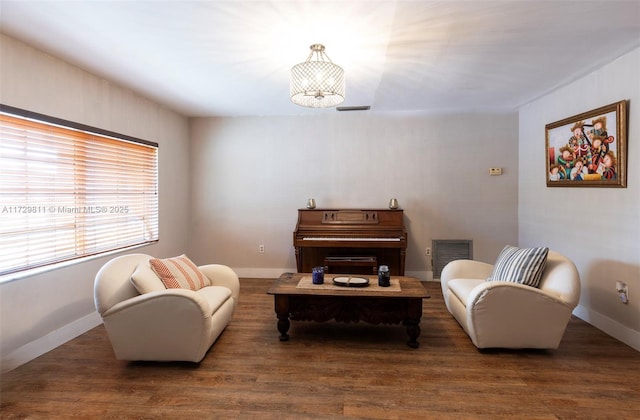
[267,272,429,348]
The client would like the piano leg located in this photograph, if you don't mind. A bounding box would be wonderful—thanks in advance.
[274,295,290,341]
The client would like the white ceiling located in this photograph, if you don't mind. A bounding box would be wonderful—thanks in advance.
[1,1,639,117]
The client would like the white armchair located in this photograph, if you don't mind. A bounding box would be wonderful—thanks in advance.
[94,253,239,362]
[440,250,581,349]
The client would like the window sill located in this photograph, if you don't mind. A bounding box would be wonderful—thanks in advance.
[0,243,153,285]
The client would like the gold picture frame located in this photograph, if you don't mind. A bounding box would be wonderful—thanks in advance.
[546,100,628,187]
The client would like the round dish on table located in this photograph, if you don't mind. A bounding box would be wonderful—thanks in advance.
[332,276,370,287]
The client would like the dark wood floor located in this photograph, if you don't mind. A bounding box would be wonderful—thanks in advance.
[2,278,639,419]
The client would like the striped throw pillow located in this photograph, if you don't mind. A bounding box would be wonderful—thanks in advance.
[486,246,549,288]
[149,254,210,290]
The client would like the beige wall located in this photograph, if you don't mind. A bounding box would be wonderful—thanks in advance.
[519,47,640,350]
[0,34,192,371]
[189,112,519,279]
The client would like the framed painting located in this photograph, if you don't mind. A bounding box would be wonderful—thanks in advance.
[545,100,628,187]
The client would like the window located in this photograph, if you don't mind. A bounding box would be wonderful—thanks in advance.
[0,105,159,277]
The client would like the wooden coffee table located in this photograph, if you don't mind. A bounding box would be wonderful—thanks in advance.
[267,272,429,348]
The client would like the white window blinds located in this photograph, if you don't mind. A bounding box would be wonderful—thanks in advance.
[0,107,159,277]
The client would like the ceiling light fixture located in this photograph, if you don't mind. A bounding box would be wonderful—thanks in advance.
[290,44,345,108]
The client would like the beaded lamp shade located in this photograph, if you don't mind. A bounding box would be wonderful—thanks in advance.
[290,44,345,108]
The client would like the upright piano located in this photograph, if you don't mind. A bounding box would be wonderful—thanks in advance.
[293,209,407,275]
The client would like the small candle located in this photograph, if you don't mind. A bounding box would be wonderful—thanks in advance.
[312,266,324,284]
[378,265,390,287]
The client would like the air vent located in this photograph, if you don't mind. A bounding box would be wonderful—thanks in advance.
[432,240,473,279]
[336,106,370,111]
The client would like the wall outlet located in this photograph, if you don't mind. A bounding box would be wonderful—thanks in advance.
[489,167,503,176]
[425,247,431,256]
[259,244,265,254]
[616,281,628,304]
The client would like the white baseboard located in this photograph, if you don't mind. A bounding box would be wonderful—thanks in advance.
[573,304,640,352]
[233,267,299,279]
[405,270,433,282]
[1,311,102,373]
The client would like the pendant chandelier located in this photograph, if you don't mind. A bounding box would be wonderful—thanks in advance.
[290,44,345,108]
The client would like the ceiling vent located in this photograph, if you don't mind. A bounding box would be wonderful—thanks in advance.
[336,106,370,112]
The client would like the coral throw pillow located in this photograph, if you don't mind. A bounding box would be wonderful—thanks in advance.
[149,254,210,290]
